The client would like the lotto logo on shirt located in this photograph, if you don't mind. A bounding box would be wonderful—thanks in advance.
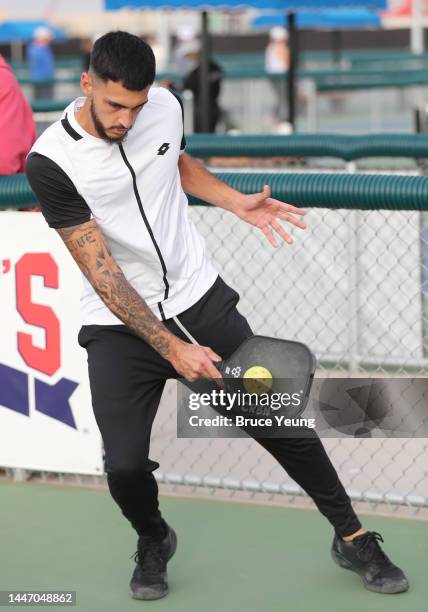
[157,143,170,156]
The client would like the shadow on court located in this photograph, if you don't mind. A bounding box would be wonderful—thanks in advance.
[0,481,427,612]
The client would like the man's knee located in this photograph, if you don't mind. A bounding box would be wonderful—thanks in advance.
[105,456,160,475]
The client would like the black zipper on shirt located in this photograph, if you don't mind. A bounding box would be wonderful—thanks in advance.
[118,143,169,320]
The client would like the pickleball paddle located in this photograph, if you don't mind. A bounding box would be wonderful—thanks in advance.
[215,335,317,416]
[180,334,317,417]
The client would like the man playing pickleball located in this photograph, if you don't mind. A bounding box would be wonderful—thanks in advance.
[26,31,409,600]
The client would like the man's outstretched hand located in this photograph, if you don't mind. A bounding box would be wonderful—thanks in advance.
[236,184,306,247]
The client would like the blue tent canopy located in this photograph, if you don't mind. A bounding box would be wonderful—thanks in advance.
[106,0,386,9]
[0,21,66,43]
[252,9,381,29]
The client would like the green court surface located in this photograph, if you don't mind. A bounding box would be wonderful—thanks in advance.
[0,482,427,612]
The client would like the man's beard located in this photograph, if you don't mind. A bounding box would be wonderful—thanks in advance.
[90,100,129,144]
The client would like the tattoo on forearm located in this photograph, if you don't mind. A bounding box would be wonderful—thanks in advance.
[56,221,176,358]
[76,232,96,248]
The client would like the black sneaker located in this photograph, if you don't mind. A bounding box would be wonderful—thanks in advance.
[129,522,177,600]
[331,530,409,594]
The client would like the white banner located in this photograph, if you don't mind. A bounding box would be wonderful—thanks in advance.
[0,212,103,475]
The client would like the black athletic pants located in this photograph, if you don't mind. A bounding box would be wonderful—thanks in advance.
[78,275,362,540]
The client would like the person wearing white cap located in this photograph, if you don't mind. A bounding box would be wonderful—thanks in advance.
[173,25,198,76]
[27,25,55,100]
[265,26,289,126]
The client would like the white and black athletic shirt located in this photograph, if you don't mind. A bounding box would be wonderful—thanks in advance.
[26,87,218,325]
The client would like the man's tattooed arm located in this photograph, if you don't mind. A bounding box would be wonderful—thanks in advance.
[56,219,180,358]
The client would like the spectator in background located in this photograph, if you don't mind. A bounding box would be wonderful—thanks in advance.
[0,54,37,174]
[265,26,289,126]
[27,26,55,100]
[173,25,197,76]
[182,41,223,133]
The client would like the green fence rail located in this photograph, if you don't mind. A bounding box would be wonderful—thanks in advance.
[3,172,428,211]
[184,134,428,161]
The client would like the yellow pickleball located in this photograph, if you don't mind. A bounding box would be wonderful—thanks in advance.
[243,366,273,394]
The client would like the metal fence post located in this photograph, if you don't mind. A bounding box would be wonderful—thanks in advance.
[346,161,360,372]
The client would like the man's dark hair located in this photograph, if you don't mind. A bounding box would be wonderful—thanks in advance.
[89,31,156,90]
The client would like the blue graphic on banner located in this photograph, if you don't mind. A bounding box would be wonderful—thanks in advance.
[35,378,78,429]
[0,364,29,416]
[0,362,78,429]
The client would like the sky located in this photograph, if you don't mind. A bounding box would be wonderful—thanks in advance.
[0,0,104,19]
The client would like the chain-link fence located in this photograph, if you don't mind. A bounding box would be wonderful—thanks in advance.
[2,160,428,519]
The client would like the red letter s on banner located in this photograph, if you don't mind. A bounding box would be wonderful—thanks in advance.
[15,253,60,376]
